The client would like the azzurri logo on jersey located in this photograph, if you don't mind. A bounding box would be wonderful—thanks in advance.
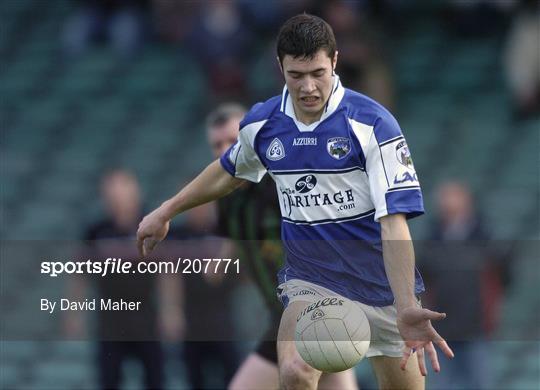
[293,137,317,146]
[295,175,317,193]
[266,138,285,161]
[327,137,351,160]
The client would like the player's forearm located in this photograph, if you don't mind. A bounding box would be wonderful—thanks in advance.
[380,214,417,312]
[160,159,243,221]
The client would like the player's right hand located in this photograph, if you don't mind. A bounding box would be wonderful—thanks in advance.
[137,207,170,257]
[397,306,454,375]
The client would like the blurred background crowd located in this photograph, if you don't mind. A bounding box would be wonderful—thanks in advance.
[1,0,538,389]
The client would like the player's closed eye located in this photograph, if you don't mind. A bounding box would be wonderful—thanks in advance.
[289,71,324,79]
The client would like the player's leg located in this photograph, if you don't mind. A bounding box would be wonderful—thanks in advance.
[228,352,279,390]
[370,355,424,389]
[277,279,362,390]
[318,368,358,390]
[229,317,281,390]
[277,300,359,390]
[277,300,322,390]
[359,301,424,390]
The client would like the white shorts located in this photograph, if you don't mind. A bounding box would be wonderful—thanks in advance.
[277,278,405,358]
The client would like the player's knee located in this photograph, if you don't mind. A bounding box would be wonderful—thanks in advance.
[279,356,320,390]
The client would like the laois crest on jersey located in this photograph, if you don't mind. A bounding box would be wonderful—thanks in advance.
[221,75,425,306]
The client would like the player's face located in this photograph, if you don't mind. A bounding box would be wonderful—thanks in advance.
[280,49,337,124]
[207,116,242,158]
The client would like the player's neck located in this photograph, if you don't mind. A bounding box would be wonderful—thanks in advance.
[292,103,325,125]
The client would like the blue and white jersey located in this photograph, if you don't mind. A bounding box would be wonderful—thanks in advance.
[220,75,425,306]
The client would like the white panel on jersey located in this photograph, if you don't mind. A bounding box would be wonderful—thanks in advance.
[350,119,420,221]
[367,134,420,221]
[348,118,373,152]
[229,120,268,182]
[379,137,419,190]
[272,169,374,225]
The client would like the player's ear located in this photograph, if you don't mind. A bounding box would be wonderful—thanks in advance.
[332,51,339,73]
[276,56,284,74]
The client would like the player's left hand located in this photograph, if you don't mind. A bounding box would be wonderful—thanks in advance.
[397,306,454,376]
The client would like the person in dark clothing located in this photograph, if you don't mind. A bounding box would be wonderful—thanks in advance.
[420,181,510,389]
[205,104,284,389]
[68,169,182,389]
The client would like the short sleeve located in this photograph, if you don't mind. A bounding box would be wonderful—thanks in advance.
[365,115,424,221]
[220,119,268,183]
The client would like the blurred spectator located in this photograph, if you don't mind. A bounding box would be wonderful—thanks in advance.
[205,103,246,160]
[318,0,395,110]
[236,0,317,38]
[442,0,513,36]
[237,0,283,38]
[172,203,241,390]
[504,0,540,119]
[62,0,149,58]
[185,0,254,98]
[151,0,199,43]
[419,181,510,389]
[66,169,183,389]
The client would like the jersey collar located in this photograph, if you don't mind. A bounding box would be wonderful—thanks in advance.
[280,74,345,132]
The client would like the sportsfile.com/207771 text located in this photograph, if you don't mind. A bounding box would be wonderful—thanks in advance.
[40,258,241,277]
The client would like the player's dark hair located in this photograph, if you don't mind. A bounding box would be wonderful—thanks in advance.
[276,14,337,65]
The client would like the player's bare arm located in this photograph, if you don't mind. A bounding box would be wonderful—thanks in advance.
[380,213,454,376]
[137,159,245,256]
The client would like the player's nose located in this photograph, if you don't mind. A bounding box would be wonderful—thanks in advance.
[299,76,317,94]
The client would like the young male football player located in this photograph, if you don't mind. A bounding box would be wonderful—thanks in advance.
[138,14,453,389]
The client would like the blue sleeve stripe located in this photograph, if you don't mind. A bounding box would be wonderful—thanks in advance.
[385,189,424,219]
[219,151,236,177]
